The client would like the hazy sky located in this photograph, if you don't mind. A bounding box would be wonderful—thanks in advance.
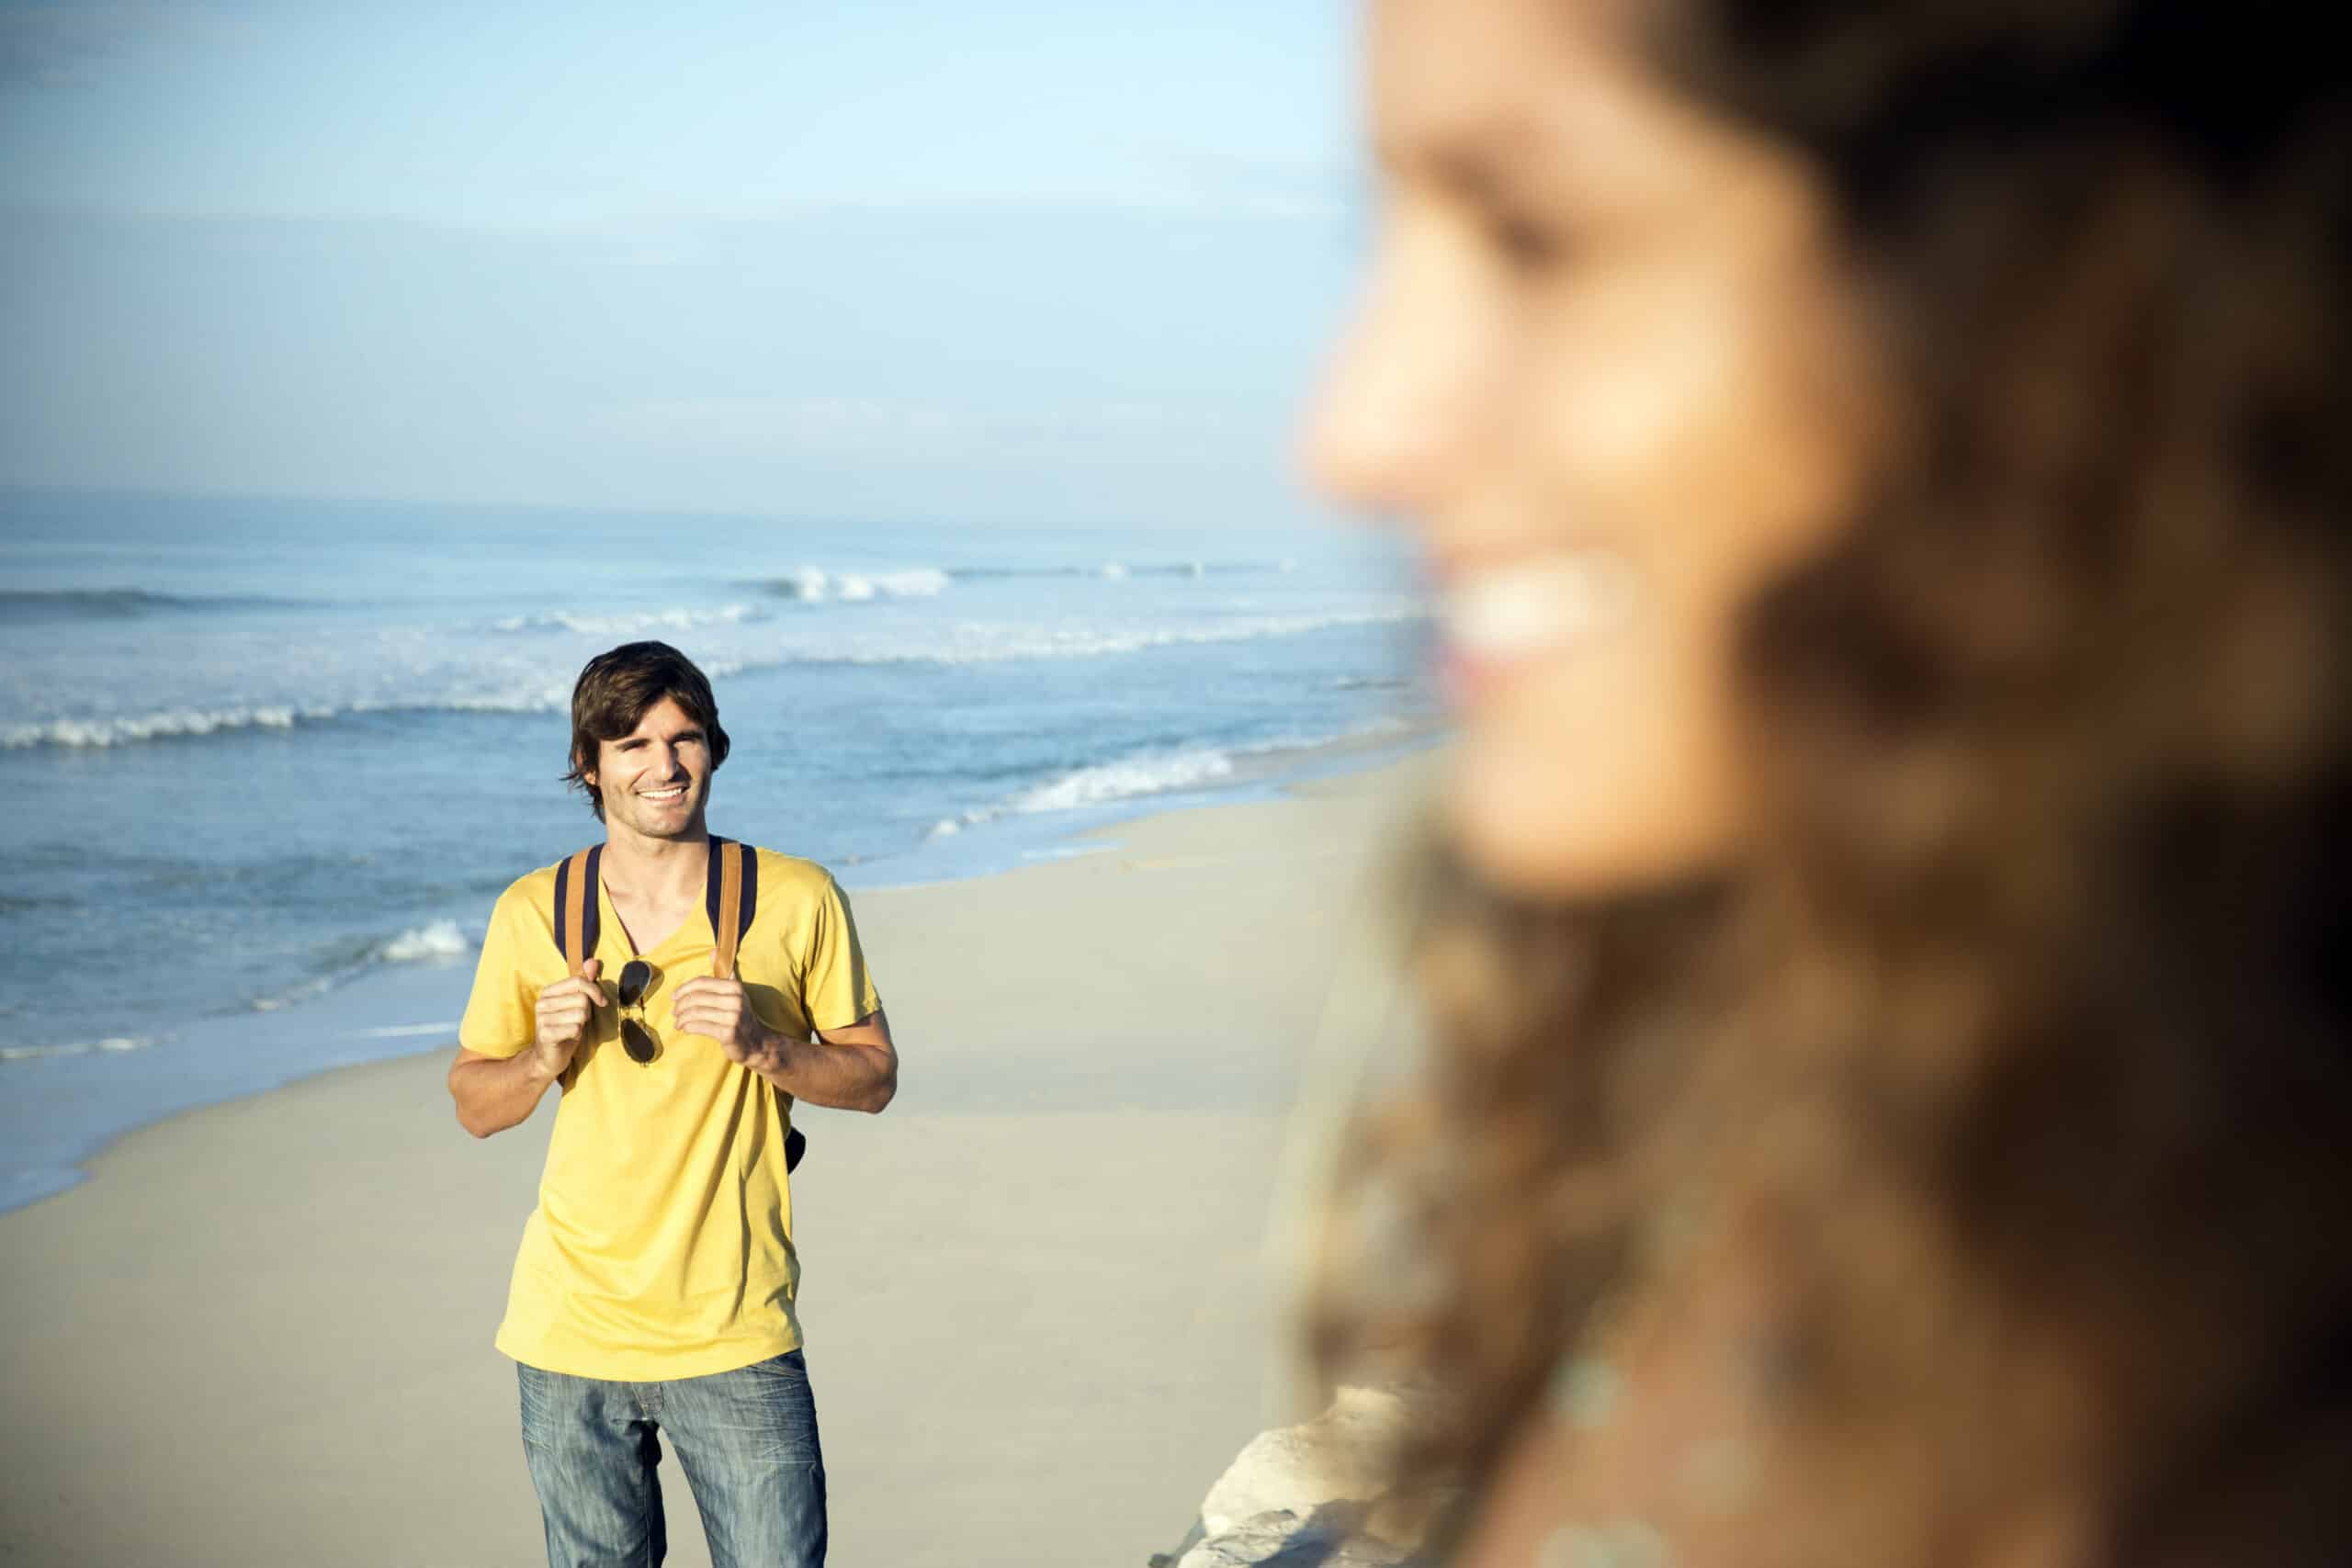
[0,0,1366,526]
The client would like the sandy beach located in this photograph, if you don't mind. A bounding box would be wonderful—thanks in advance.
[0,756,1432,1568]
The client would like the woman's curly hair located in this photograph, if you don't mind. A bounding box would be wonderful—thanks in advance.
[1306,2,2351,1561]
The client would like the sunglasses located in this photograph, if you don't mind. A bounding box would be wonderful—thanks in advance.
[616,959,659,1064]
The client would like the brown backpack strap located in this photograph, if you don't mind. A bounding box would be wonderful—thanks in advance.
[702,838,803,1170]
[707,838,747,980]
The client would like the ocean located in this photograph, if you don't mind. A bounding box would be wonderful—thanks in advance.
[0,488,1431,1210]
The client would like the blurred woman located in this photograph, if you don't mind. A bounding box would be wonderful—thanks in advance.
[1301,0,2349,1562]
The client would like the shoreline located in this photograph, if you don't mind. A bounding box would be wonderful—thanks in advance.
[0,730,1440,1217]
[1,746,1438,1568]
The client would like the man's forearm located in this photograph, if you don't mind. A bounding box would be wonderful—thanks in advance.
[750,1032,897,1113]
[448,1050,562,1137]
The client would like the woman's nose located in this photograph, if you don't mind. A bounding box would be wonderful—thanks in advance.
[1302,228,1499,519]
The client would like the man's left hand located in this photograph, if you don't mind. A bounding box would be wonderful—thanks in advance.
[672,976,786,1068]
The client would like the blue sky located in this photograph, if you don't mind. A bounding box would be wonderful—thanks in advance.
[0,0,1367,526]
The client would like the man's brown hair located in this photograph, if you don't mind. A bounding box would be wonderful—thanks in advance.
[562,641,732,820]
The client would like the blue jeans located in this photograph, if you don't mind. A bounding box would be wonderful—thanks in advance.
[516,1350,828,1568]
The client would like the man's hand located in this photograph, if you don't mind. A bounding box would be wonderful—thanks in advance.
[531,957,607,1080]
[672,974,781,1067]
[675,978,896,1111]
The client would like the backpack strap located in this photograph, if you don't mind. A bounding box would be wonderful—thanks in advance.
[704,838,804,1171]
[555,836,802,1169]
[552,845,603,977]
[705,836,757,979]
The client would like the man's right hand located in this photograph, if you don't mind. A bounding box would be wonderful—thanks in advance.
[531,957,606,1080]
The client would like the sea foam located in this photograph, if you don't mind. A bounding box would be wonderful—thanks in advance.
[926,748,1238,838]
[493,604,763,636]
[4,604,1421,750]
[834,604,1426,668]
[925,718,1417,841]
[763,567,951,603]
[1006,749,1238,814]
[0,1035,163,1064]
[376,919,474,964]
[3,705,305,749]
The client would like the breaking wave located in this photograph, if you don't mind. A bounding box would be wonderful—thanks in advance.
[822,605,1424,668]
[755,568,952,603]
[0,589,314,623]
[247,919,479,1015]
[928,749,1235,839]
[493,604,764,635]
[1009,749,1238,813]
[4,705,312,749]
[948,560,1288,581]
[926,718,1415,840]
[375,919,473,964]
[3,606,1415,750]
[0,1034,164,1063]
[3,694,552,750]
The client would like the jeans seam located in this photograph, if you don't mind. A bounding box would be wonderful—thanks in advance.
[637,1431,657,1568]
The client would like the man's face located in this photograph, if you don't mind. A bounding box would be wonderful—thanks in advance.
[582,694,713,843]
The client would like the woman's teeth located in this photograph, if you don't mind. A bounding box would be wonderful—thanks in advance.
[1442,553,1632,662]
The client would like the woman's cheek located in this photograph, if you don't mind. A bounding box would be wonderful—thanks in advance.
[1449,582,1741,896]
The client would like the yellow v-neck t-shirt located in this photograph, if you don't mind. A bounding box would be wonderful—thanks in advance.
[459,846,881,1381]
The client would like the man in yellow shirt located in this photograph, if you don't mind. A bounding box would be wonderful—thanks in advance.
[450,640,897,1568]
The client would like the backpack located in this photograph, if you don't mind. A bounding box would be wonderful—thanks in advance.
[549,836,807,1171]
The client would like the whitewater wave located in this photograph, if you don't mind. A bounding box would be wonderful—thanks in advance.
[355,1021,459,1040]
[0,1034,164,1064]
[250,977,335,1013]
[376,919,474,964]
[494,604,764,636]
[247,919,479,1015]
[947,561,1282,581]
[1,691,562,750]
[832,604,1427,669]
[757,568,952,603]
[1010,749,1236,814]
[3,607,1419,750]
[928,749,1235,839]
[0,664,748,750]
[926,719,1416,840]
[749,559,1284,594]
[3,705,311,749]
[0,589,313,623]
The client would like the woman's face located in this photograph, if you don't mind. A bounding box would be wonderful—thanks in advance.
[1309,0,1884,897]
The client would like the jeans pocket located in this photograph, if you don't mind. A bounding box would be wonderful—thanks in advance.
[515,1361,560,1446]
[704,1352,820,1467]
